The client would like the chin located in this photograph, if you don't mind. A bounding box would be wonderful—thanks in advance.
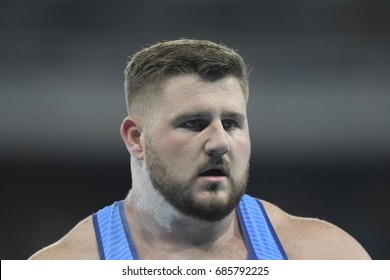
[173,188,243,222]
[194,184,230,200]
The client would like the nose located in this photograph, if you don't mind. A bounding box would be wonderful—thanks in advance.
[204,121,230,158]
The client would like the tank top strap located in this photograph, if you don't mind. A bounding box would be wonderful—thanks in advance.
[237,194,288,260]
[92,201,139,260]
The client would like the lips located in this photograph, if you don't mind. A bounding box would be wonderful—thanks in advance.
[199,165,228,177]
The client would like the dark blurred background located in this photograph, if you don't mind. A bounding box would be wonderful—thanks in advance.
[1,0,389,259]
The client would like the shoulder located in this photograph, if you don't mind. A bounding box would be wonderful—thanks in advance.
[258,199,371,260]
[28,215,100,260]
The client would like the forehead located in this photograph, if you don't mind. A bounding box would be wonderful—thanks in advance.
[157,75,247,115]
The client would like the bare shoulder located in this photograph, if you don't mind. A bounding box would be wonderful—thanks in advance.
[28,215,99,260]
[259,199,371,260]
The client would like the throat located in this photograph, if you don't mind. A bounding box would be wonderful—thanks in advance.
[127,173,182,233]
[129,206,244,258]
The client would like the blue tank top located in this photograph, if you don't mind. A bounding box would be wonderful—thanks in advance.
[92,194,287,260]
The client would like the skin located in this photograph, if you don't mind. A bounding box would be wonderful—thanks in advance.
[29,75,371,260]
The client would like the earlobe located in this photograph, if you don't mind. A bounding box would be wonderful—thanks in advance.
[120,117,144,160]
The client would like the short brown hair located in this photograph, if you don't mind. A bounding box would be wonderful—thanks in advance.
[124,39,249,114]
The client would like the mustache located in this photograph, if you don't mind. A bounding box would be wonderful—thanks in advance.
[197,158,232,175]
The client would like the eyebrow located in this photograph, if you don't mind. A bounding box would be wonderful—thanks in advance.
[171,111,246,122]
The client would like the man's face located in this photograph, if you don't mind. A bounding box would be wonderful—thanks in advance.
[144,74,251,221]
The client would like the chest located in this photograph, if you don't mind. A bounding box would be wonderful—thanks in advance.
[136,238,248,260]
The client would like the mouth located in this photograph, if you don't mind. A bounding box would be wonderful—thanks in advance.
[199,165,228,177]
[197,165,229,190]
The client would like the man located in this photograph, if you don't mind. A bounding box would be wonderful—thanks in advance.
[29,39,370,260]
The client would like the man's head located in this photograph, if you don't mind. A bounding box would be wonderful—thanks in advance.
[121,39,251,222]
[124,39,249,116]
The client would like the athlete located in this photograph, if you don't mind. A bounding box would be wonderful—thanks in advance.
[29,39,371,260]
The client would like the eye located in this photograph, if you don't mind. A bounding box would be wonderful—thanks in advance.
[222,119,238,130]
[182,120,207,131]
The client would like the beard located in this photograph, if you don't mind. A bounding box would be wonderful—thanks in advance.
[144,137,249,222]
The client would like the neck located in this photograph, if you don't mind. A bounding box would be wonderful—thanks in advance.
[124,158,237,247]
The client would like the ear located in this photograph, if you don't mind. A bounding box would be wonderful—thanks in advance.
[120,116,144,160]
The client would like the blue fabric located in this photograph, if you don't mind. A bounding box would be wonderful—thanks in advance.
[237,194,288,260]
[93,194,287,260]
[93,201,136,259]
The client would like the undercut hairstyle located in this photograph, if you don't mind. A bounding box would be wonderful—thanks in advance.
[124,39,250,115]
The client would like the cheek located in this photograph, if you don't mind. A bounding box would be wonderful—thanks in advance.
[154,135,194,160]
[243,138,251,159]
[233,130,251,152]
[154,136,198,178]
[233,136,251,166]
